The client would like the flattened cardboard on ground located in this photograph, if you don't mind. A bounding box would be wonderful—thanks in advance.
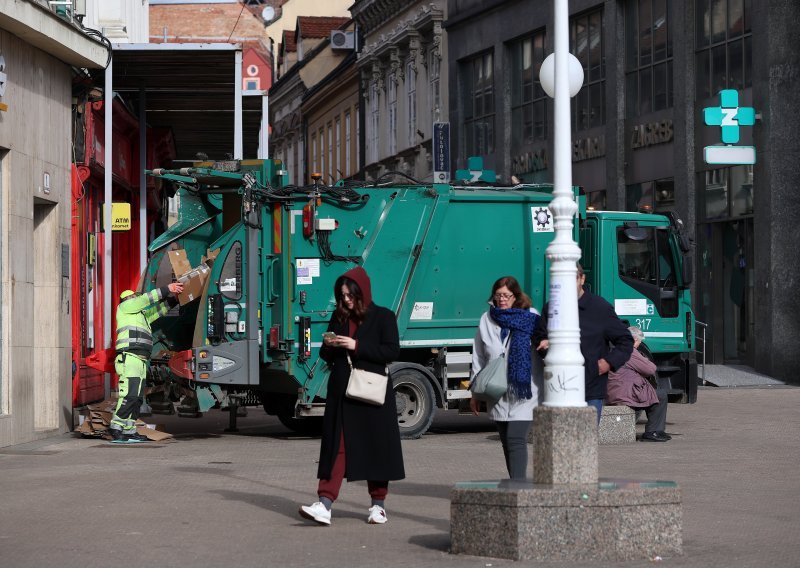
[77,400,173,441]
[168,249,211,305]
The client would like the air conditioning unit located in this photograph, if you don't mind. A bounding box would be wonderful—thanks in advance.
[330,30,355,50]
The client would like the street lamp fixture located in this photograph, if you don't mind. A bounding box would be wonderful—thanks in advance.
[538,0,585,408]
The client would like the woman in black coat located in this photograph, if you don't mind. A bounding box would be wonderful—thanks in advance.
[299,266,404,526]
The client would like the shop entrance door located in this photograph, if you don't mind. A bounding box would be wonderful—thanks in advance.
[697,219,754,365]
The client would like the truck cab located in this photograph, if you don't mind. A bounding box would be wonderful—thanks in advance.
[581,211,696,403]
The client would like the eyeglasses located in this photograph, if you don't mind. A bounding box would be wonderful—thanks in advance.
[493,293,515,300]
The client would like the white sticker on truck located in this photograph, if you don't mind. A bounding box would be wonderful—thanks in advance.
[531,206,554,232]
[410,302,434,320]
[614,299,648,315]
[297,258,320,277]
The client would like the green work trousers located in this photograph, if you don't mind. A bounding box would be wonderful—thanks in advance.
[111,352,148,433]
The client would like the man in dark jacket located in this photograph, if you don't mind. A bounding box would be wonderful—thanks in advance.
[533,264,633,422]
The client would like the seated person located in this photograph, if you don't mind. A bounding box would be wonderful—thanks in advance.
[606,326,671,442]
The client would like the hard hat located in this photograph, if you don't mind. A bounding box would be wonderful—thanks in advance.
[120,290,136,300]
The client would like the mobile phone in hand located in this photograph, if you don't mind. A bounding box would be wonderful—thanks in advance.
[322,331,336,341]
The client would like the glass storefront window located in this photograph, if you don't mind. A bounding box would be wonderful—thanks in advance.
[730,166,754,216]
[704,169,728,219]
[700,165,753,220]
[626,178,674,212]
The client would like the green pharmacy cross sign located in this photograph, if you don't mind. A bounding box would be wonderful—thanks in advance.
[703,89,756,165]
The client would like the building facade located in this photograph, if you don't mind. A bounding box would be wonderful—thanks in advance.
[0,1,108,447]
[302,50,360,184]
[269,16,351,185]
[352,0,448,182]
[149,0,273,94]
[445,0,800,383]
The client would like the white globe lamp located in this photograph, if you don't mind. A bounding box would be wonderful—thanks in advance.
[539,52,584,98]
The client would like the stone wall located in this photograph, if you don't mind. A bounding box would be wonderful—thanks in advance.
[0,29,73,447]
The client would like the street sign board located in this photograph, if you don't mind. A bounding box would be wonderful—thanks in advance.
[704,146,756,165]
[433,122,450,184]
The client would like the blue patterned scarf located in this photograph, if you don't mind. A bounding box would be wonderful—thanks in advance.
[489,306,540,399]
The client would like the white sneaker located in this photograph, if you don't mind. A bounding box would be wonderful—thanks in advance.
[367,505,387,524]
[299,502,331,526]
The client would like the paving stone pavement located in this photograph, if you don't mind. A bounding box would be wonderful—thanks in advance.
[1,386,799,568]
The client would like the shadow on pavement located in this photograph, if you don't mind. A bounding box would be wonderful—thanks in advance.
[408,533,450,553]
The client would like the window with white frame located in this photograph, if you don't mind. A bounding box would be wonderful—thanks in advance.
[355,105,360,170]
[319,128,325,176]
[429,49,441,125]
[327,124,333,181]
[297,137,304,184]
[286,141,294,184]
[407,61,417,147]
[335,117,341,177]
[369,84,380,163]
[311,134,318,174]
[388,73,398,156]
[345,110,352,177]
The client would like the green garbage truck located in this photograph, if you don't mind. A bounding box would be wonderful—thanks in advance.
[137,159,696,438]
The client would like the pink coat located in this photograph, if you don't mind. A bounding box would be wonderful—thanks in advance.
[606,349,659,408]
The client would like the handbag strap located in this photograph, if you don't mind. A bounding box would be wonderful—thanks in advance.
[346,353,388,375]
[499,331,511,354]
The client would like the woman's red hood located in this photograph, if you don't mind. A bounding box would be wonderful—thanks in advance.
[343,266,372,306]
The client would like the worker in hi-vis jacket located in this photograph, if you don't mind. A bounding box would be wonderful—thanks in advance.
[110,282,183,443]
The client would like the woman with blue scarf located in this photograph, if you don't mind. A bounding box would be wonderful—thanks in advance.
[469,276,542,479]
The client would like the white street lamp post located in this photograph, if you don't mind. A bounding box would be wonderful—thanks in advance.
[538,0,585,407]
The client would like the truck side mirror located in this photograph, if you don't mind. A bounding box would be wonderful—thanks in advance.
[682,259,693,287]
[678,234,691,253]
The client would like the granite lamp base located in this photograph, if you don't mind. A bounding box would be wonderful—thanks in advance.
[450,479,682,561]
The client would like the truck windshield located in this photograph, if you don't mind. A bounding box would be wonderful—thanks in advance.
[617,227,678,317]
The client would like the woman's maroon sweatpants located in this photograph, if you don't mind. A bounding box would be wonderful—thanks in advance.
[317,431,388,502]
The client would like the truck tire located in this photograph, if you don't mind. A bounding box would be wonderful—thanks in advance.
[277,413,323,436]
[393,368,436,439]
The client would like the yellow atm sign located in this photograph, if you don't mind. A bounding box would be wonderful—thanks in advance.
[103,203,132,231]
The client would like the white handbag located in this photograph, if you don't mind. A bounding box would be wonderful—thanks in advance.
[345,354,388,406]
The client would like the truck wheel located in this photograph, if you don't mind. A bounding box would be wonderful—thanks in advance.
[393,369,436,439]
[277,413,323,436]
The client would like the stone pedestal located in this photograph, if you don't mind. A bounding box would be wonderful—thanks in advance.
[533,406,598,484]
[450,406,682,561]
[599,405,637,445]
[450,479,682,561]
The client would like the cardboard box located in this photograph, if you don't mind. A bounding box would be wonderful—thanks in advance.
[76,400,174,442]
[168,249,211,305]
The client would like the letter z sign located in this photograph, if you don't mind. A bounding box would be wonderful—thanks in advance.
[703,89,756,165]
